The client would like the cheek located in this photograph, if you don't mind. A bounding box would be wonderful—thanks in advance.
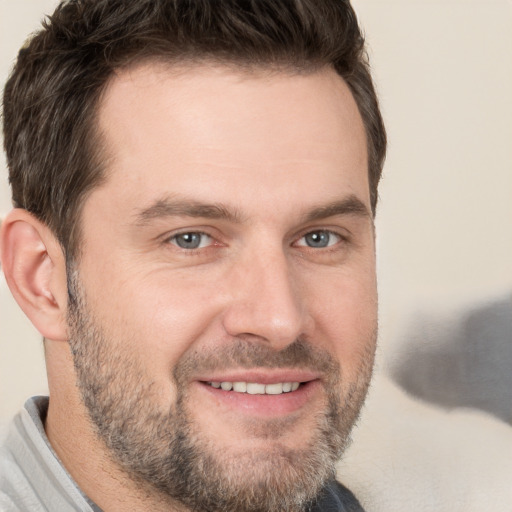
[307,268,377,368]
[82,267,225,387]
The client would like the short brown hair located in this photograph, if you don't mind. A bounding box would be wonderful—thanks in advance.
[3,0,386,259]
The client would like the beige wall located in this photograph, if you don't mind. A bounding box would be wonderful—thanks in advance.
[0,0,60,420]
[352,0,512,357]
[1,0,511,419]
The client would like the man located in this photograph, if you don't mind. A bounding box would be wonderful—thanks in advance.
[0,0,386,511]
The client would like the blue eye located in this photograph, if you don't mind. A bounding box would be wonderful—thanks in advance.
[299,230,340,248]
[170,232,212,249]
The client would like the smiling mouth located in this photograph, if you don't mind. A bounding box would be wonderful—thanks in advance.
[205,381,302,395]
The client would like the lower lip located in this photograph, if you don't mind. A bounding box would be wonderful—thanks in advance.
[196,380,321,417]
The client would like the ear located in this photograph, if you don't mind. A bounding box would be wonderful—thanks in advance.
[1,209,69,341]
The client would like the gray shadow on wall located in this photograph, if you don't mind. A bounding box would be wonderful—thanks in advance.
[390,293,512,425]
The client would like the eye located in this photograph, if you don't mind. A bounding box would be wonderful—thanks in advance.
[296,230,341,248]
[169,232,213,249]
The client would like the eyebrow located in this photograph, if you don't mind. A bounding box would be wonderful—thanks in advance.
[134,193,371,226]
[301,195,372,223]
[134,196,244,225]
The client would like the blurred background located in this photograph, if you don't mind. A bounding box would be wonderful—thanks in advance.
[1,1,511,510]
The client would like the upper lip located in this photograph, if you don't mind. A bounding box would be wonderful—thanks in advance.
[195,369,320,385]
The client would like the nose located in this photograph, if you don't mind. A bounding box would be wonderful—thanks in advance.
[221,248,311,350]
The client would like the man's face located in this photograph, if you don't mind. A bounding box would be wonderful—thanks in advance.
[68,63,377,511]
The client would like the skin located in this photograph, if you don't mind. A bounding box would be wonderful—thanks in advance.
[1,63,377,511]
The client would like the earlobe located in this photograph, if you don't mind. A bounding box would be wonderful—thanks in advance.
[0,209,69,341]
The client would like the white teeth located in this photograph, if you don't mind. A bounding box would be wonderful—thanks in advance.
[265,383,283,395]
[247,383,266,394]
[233,382,247,392]
[209,381,301,394]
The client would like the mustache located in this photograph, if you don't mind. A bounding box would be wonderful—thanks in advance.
[173,338,340,383]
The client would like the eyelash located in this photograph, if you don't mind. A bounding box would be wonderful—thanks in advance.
[294,230,344,249]
[165,229,348,253]
[167,231,216,251]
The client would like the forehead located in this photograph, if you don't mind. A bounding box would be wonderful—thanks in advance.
[93,62,369,216]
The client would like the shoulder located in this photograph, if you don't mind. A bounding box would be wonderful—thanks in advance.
[0,492,22,512]
[0,400,56,512]
[0,440,32,512]
[0,399,97,512]
[0,448,28,512]
[312,480,365,512]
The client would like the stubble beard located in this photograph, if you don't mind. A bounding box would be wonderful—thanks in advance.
[66,269,376,512]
